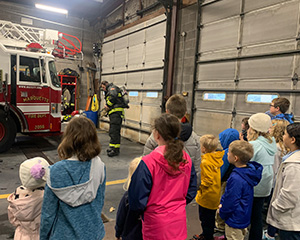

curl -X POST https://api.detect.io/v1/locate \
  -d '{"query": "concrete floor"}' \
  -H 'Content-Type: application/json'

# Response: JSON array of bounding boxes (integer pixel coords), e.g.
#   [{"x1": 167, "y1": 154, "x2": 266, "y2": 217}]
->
[{"x1": 0, "y1": 130, "x2": 214, "y2": 240}]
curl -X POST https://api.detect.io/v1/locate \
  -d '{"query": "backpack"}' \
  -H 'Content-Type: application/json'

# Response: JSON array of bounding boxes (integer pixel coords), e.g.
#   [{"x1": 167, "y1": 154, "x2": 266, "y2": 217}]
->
[{"x1": 120, "y1": 86, "x2": 129, "y2": 109}]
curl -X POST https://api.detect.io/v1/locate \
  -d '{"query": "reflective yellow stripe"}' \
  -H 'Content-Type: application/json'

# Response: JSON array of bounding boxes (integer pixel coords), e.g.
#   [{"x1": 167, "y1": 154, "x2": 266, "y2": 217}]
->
[
  {"x1": 118, "y1": 93, "x2": 122, "y2": 97},
  {"x1": 107, "y1": 99, "x2": 113, "y2": 106},
  {"x1": 108, "y1": 108, "x2": 124, "y2": 115},
  {"x1": 109, "y1": 144, "x2": 120, "y2": 148}
]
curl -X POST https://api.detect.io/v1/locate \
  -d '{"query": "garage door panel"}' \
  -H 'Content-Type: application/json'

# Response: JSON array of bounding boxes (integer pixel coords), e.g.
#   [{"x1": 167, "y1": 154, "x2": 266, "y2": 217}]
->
[
  {"x1": 114, "y1": 49, "x2": 127, "y2": 71},
  {"x1": 241, "y1": 40, "x2": 296, "y2": 56},
  {"x1": 143, "y1": 70, "x2": 163, "y2": 89},
  {"x1": 238, "y1": 79, "x2": 291, "y2": 90},
  {"x1": 102, "y1": 52, "x2": 114, "y2": 72},
  {"x1": 194, "y1": 111, "x2": 232, "y2": 137},
  {"x1": 239, "y1": 56, "x2": 294, "y2": 79},
  {"x1": 197, "y1": 62, "x2": 236, "y2": 82},
  {"x1": 128, "y1": 44, "x2": 144, "y2": 69},
  {"x1": 202, "y1": 0, "x2": 241, "y2": 24},
  {"x1": 141, "y1": 105, "x2": 161, "y2": 125},
  {"x1": 199, "y1": 49, "x2": 238, "y2": 61},
  {"x1": 146, "y1": 22, "x2": 166, "y2": 42},
  {"x1": 145, "y1": 38, "x2": 165, "y2": 67},
  {"x1": 113, "y1": 74, "x2": 126, "y2": 86},
  {"x1": 126, "y1": 72, "x2": 143, "y2": 89},
  {"x1": 243, "y1": 1, "x2": 299, "y2": 46},
  {"x1": 244, "y1": 0, "x2": 288, "y2": 13},
  {"x1": 129, "y1": 30, "x2": 145, "y2": 47},
  {"x1": 293, "y1": 94, "x2": 300, "y2": 120},
  {"x1": 200, "y1": 17, "x2": 239, "y2": 52},
  {"x1": 102, "y1": 42, "x2": 114, "y2": 53},
  {"x1": 125, "y1": 104, "x2": 141, "y2": 122},
  {"x1": 115, "y1": 37, "x2": 128, "y2": 50}
]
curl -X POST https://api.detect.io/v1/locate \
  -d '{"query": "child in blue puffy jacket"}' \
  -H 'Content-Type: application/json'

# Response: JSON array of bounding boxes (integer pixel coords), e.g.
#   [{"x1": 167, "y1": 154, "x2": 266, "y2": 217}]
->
[{"x1": 219, "y1": 140, "x2": 262, "y2": 240}]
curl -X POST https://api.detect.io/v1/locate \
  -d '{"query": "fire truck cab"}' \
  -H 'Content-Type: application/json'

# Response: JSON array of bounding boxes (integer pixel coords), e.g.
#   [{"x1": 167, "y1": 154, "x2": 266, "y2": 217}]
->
[{"x1": 0, "y1": 43, "x2": 61, "y2": 152}]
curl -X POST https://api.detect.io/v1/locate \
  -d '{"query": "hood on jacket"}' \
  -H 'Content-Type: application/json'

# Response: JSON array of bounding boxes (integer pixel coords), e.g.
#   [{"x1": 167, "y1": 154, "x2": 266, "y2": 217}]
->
[
  {"x1": 273, "y1": 113, "x2": 294, "y2": 124},
  {"x1": 250, "y1": 136, "x2": 277, "y2": 157},
  {"x1": 180, "y1": 122, "x2": 193, "y2": 142},
  {"x1": 7, "y1": 189, "x2": 44, "y2": 222},
  {"x1": 233, "y1": 161, "x2": 262, "y2": 187},
  {"x1": 47, "y1": 156, "x2": 105, "y2": 207},
  {"x1": 152, "y1": 145, "x2": 190, "y2": 176},
  {"x1": 203, "y1": 151, "x2": 224, "y2": 168},
  {"x1": 219, "y1": 128, "x2": 240, "y2": 150}
]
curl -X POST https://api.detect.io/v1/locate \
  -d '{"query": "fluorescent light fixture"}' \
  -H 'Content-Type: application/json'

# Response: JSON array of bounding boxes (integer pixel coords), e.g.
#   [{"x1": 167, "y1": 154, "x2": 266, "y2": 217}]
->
[{"x1": 35, "y1": 4, "x2": 68, "y2": 14}]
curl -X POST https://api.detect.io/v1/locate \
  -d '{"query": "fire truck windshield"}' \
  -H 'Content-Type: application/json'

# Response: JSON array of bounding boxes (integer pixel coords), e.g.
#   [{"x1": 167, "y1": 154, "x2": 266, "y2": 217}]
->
[{"x1": 49, "y1": 61, "x2": 60, "y2": 88}]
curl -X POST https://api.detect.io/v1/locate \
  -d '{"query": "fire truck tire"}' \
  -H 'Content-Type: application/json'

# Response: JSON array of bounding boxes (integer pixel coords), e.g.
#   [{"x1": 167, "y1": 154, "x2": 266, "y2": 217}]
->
[{"x1": 0, "y1": 111, "x2": 17, "y2": 153}]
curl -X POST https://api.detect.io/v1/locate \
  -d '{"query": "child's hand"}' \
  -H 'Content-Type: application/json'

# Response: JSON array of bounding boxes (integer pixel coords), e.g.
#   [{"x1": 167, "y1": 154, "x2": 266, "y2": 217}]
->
[{"x1": 217, "y1": 204, "x2": 222, "y2": 214}]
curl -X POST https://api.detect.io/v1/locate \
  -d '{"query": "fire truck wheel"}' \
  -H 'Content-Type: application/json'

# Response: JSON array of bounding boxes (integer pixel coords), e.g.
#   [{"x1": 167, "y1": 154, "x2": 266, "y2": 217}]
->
[{"x1": 0, "y1": 110, "x2": 17, "y2": 153}]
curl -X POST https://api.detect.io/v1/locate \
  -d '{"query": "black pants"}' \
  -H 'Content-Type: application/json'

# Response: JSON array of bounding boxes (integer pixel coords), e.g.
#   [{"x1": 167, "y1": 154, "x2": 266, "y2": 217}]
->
[
  {"x1": 249, "y1": 196, "x2": 266, "y2": 240},
  {"x1": 109, "y1": 111, "x2": 123, "y2": 149},
  {"x1": 199, "y1": 205, "x2": 216, "y2": 240},
  {"x1": 280, "y1": 230, "x2": 300, "y2": 240}
]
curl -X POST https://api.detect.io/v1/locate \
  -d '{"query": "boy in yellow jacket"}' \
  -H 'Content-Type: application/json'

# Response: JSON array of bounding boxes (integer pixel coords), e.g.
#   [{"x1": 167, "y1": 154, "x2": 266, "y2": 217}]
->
[{"x1": 193, "y1": 134, "x2": 224, "y2": 240}]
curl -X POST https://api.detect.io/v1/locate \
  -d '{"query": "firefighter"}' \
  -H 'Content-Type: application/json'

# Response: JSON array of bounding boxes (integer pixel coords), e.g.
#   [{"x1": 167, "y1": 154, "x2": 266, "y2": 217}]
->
[{"x1": 100, "y1": 81, "x2": 125, "y2": 157}]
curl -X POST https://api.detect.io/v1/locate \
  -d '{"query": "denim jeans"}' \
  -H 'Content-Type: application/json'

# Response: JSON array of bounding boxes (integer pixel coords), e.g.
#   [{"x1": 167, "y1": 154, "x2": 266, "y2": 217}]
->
[{"x1": 199, "y1": 205, "x2": 216, "y2": 240}]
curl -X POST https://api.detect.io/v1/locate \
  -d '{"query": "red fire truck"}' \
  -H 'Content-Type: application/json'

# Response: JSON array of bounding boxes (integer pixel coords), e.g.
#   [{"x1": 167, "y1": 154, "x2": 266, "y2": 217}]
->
[{"x1": 0, "y1": 21, "x2": 82, "y2": 152}]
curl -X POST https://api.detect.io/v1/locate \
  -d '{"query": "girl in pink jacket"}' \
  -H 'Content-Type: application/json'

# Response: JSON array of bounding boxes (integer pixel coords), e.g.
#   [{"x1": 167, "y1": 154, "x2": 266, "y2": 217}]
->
[
  {"x1": 7, "y1": 157, "x2": 49, "y2": 240},
  {"x1": 128, "y1": 113, "x2": 197, "y2": 240}
]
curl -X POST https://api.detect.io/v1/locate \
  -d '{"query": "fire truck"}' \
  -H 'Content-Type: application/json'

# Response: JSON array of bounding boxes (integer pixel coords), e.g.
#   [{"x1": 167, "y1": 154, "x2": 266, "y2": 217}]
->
[{"x1": 0, "y1": 21, "x2": 82, "y2": 152}]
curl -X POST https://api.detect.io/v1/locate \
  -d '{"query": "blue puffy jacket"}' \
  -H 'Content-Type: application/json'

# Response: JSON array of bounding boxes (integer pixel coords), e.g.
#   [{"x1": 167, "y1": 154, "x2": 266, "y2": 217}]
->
[{"x1": 219, "y1": 162, "x2": 262, "y2": 229}]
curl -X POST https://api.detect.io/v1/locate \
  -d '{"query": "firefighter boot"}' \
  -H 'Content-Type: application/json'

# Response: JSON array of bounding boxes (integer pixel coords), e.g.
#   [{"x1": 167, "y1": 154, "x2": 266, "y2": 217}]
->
[
  {"x1": 106, "y1": 147, "x2": 114, "y2": 153},
  {"x1": 107, "y1": 148, "x2": 119, "y2": 157}
]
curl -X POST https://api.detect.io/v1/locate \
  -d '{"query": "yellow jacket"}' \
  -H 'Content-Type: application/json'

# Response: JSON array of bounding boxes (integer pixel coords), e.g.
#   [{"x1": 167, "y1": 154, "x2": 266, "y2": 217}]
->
[{"x1": 195, "y1": 151, "x2": 224, "y2": 210}]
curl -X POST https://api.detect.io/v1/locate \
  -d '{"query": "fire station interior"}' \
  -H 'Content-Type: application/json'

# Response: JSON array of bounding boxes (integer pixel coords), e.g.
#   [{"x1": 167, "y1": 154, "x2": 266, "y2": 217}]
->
[{"x1": 1, "y1": 0, "x2": 300, "y2": 239}]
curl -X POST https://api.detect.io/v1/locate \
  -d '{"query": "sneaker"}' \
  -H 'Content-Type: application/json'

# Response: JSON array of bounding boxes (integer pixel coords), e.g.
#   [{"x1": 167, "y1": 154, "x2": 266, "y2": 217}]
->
[
  {"x1": 107, "y1": 148, "x2": 120, "y2": 157},
  {"x1": 262, "y1": 229, "x2": 275, "y2": 240}
]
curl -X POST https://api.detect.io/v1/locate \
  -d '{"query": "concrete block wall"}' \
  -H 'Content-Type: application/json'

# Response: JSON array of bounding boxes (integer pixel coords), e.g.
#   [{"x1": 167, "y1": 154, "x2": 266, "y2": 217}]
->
[
  {"x1": 0, "y1": 1, "x2": 99, "y2": 110},
  {"x1": 174, "y1": 4, "x2": 198, "y2": 114}
]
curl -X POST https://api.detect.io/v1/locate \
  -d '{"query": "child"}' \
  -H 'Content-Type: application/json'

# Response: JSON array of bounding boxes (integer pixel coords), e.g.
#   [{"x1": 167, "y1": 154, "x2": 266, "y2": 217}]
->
[
  {"x1": 7, "y1": 157, "x2": 49, "y2": 240},
  {"x1": 267, "y1": 97, "x2": 294, "y2": 123},
  {"x1": 247, "y1": 113, "x2": 277, "y2": 240},
  {"x1": 128, "y1": 113, "x2": 197, "y2": 240},
  {"x1": 240, "y1": 117, "x2": 249, "y2": 141},
  {"x1": 215, "y1": 128, "x2": 240, "y2": 232},
  {"x1": 143, "y1": 94, "x2": 201, "y2": 186},
  {"x1": 115, "y1": 157, "x2": 143, "y2": 240},
  {"x1": 193, "y1": 134, "x2": 224, "y2": 240},
  {"x1": 219, "y1": 140, "x2": 262, "y2": 240},
  {"x1": 40, "y1": 116, "x2": 106, "y2": 240},
  {"x1": 267, "y1": 123, "x2": 300, "y2": 240},
  {"x1": 263, "y1": 119, "x2": 289, "y2": 240}
]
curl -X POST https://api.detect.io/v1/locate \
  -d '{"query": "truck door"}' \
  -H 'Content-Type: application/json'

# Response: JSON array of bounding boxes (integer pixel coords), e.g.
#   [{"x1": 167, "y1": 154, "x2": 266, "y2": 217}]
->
[{"x1": 15, "y1": 55, "x2": 50, "y2": 131}]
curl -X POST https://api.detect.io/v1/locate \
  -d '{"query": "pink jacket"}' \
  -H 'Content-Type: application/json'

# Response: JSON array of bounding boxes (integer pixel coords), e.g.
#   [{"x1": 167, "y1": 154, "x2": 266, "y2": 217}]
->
[
  {"x1": 7, "y1": 187, "x2": 44, "y2": 240},
  {"x1": 129, "y1": 146, "x2": 197, "y2": 240}
]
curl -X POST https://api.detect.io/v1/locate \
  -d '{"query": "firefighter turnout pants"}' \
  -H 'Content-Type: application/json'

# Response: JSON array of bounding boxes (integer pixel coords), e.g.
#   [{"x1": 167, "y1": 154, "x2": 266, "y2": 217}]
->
[{"x1": 109, "y1": 111, "x2": 123, "y2": 149}]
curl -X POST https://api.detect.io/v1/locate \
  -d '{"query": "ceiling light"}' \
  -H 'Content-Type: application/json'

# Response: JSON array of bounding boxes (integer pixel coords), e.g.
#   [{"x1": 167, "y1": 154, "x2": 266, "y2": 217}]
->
[{"x1": 35, "y1": 4, "x2": 68, "y2": 14}]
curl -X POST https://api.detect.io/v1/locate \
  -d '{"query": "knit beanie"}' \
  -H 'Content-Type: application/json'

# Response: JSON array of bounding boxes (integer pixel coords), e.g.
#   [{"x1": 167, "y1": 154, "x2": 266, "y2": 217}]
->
[
  {"x1": 248, "y1": 113, "x2": 271, "y2": 133},
  {"x1": 19, "y1": 157, "x2": 49, "y2": 190}
]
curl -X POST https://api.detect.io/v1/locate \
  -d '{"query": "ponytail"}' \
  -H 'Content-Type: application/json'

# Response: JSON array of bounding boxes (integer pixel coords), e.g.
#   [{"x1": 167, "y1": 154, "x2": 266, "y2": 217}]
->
[{"x1": 154, "y1": 114, "x2": 186, "y2": 170}]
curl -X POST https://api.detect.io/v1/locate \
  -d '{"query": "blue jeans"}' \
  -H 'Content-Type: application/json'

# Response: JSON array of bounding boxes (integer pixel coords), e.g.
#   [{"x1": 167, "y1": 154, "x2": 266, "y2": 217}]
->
[{"x1": 279, "y1": 230, "x2": 300, "y2": 240}]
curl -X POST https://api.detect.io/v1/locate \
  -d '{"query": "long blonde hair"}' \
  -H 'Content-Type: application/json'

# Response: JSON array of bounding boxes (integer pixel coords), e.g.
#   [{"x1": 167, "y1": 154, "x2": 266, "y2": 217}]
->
[
  {"x1": 247, "y1": 128, "x2": 273, "y2": 143},
  {"x1": 123, "y1": 157, "x2": 142, "y2": 191},
  {"x1": 270, "y1": 119, "x2": 289, "y2": 155}
]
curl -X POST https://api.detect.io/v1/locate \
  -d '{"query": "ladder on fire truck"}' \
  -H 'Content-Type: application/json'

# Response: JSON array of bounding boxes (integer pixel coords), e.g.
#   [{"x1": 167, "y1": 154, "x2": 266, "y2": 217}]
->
[{"x1": 0, "y1": 20, "x2": 83, "y2": 60}]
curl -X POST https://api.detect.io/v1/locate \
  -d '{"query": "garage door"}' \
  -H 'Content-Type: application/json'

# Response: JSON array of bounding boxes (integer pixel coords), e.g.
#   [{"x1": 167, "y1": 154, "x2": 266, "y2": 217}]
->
[{"x1": 101, "y1": 14, "x2": 166, "y2": 142}]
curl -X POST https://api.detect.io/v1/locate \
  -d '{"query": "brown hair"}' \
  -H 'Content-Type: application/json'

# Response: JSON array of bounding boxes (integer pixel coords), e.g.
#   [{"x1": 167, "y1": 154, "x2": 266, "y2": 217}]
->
[
  {"x1": 154, "y1": 113, "x2": 185, "y2": 170},
  {"x1": 229, "y1": 140, "x2": 254, "y2": 164},
  {"x1": 272, "y1": 97, "x2": 290, "y2": 113},
  {"x1": 271, "y1": 119, "x2": 289, "y2": 155},
  {"x1": 247, "y1": 128, "x2": 273, "y2": 143},
  {"x1": 165, "y1": 94, "x2": 187, "y2": 119},
  {"x1": 200, "y1": 134, "x2": 218, "y2": 153},
  {"x1": 58, "y1": 117, "x2": 101, "y2": 161},
  {"x1": 242, "y1": 117, "x2": 249, "y2": 130}
]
